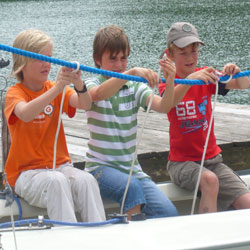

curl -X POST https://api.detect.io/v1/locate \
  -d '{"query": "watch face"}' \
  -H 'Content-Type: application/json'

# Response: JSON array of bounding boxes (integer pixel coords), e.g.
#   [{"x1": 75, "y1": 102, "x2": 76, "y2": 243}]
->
[{"x1": 182, "y1": 24, "x2": 192, "y2": 33}]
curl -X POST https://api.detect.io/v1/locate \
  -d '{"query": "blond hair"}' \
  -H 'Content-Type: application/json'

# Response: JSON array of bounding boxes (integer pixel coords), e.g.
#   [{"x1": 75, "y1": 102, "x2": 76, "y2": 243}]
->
[
  {"x1": 168, "y1": 42, "x2": 200, "y2": 56},
  {"x1": 11, "y1": 29, "x2": 53, "y2": 82},
  {"x1": 93, "y1": 25, "x2": 130, "y2": 68}
]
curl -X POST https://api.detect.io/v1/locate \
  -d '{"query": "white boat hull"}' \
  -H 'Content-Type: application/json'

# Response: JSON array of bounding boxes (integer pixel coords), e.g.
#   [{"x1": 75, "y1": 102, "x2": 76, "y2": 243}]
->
[
  {"x1": 1, "y1": 209, "x2": 250, "y2": 250},
  {"x1": 1, "y1": 174, "x2": 250, "y2": 250}
]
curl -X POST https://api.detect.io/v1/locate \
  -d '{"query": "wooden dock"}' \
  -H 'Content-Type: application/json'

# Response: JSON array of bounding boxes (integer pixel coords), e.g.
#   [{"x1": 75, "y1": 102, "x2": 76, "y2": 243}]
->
[
  {"x1": 62, "y1": 102, "x2": 250, "y2": 163},
  {"x1": 1, "y1": 102, "x2": 250, "y2": 171},
  {"x1": 1, "y1": 101, "x2": 250, "y2": 182}
]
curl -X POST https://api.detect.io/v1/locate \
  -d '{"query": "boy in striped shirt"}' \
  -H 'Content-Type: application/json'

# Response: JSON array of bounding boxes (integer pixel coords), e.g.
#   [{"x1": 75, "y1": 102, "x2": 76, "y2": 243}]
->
[{"x1": 84, "y1": 25, "x2": 178, "y2": 219}]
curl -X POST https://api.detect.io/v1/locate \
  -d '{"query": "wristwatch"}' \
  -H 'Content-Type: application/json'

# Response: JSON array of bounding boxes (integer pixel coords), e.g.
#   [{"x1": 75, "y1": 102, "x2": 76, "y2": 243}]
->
[{"x1": 74, "y1": 83, "x2": 87, "y2": 94}]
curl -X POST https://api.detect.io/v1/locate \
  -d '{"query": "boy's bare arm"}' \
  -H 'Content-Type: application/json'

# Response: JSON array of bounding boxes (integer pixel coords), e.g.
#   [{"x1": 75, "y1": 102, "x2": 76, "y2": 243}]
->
[
  {"x1": 150, "y1": 58, "x2": 175, "y2": 113},
  {"x1": 172, "y1": 84, "x2": 191, "y2": 107},
  {"x1": 89, "y1": 68, "x2": 158, "y2": 102},
  {"x1": 14, "y1": 67, "x2": 83, "y2": 122},
  {"x1": 88, "y1": 78, "x2": 127, "y2": 102},
  {"x1": 14, "y1": 84, "x2": 64, "y2": 122}
]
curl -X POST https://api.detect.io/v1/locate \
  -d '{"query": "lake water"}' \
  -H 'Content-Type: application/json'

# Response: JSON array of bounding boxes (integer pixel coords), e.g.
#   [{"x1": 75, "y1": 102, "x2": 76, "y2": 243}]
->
[{"x1": 0, "y1": 0, "x2": 250, "y2": 104}]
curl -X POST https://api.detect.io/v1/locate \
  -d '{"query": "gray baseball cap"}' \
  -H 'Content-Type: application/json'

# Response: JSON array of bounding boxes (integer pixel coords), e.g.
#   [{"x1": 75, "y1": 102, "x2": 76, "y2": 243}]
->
[{"x1": 167, "y1": 22, "x2": 205, "y2": 48}]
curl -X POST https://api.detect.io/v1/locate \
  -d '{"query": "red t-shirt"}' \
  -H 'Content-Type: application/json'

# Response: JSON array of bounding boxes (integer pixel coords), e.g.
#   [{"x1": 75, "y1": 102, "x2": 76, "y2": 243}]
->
[{"x1": 158, "y1": 68, "x2": 221, "y2": 161}]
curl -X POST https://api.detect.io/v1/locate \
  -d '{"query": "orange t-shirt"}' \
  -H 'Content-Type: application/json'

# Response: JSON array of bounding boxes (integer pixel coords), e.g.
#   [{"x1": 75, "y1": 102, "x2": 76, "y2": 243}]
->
[{"x1": 4, "y1": 81, "x2": 76, "y2": 186}]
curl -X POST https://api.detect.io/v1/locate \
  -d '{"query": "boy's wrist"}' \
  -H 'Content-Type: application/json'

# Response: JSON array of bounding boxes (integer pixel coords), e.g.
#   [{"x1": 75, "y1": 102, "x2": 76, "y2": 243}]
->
[
  {"x1": 55, "y1": 82, "x2": 64, "y2": 93},
  {"x1": 74, "y1": 82, "x2": 87, "y2": 94},
  {"x1": 126, "y1": 68, "x2": 136, "y2": 76}
]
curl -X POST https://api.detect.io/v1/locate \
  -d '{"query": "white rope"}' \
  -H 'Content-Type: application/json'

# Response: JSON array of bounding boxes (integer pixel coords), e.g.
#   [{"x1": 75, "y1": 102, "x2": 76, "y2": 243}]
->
[
  {"x1": 52, "y1": 61, "x2": 80, "y2": 170},
  {"x1": 190, "y1": 74, "x2": 232, "y2": 215},
  {"x1": 120, "y1": 56, "x2": 165, "y2": 214},
  {"x1": 10, "y1": 205, "x2": 18, "y2": 250},
  {"x1": 190, "y1": 81, "x2": 219, "y2": 214},
  {"x1": 216, "y1": 71, "x2": 233, "y2": 83}
]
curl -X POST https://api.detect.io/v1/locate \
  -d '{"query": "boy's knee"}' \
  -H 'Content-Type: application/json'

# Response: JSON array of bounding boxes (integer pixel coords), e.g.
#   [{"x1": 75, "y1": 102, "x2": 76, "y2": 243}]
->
[
  {"x1": 122, "y1": 178, "x2": 145, "y2": 207},
  {"x1": 233, "y1": 192, "x2": 250, "y2": 209},
  {"x1": 73, "y1": 171, "x2": 99, "y2": 193},
  {"x1": 200, "y1": 171, "x2": 219, "y2": 192},
  {"x1": 47, "y1": 171, "x2": 68, "y2": 190},
  {"x1": 127, "y1": 178, "x2": 143, "y2": 194}
]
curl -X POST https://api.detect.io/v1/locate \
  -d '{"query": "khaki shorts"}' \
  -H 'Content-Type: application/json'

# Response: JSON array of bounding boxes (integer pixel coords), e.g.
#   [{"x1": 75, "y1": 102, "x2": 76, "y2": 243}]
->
[{"x1": 167, "y1": 154, "x2": 250, "y2": 210}]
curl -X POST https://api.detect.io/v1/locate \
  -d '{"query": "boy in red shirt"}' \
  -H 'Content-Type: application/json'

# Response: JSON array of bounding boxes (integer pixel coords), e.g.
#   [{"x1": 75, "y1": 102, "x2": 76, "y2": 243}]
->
[{"x1": 159, "y1": 22, "x2": 250, "y2": 213}]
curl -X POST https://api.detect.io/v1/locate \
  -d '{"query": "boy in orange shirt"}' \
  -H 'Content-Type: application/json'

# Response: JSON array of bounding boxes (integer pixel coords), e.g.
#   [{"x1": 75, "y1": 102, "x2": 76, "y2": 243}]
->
[{"x1": 4, "y1": 29, "x2": 105, "y2": 222}]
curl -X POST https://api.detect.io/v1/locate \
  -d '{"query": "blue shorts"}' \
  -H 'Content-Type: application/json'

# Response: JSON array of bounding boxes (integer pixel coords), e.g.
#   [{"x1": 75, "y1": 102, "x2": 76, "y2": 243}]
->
[{"x1": 91, "y1": 166, "x2": 178, "y2": 218}]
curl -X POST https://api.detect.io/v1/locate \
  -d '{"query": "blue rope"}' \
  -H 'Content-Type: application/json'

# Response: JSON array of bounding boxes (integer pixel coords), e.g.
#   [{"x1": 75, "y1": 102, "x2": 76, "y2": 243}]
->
[
  {"x1": 0, "y1": 217, "x2": 124, "y2": 228},
  {"x1": 1, "y1": 44, "x2": 249, "y2": 85},
  {"x1": 13, "y1": 195, "x2": 22, "y2": 221}
]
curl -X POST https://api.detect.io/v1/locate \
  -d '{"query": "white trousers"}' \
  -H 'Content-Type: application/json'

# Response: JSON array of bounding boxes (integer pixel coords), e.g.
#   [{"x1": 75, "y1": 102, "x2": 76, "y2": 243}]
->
[{"x1": 15, "y1": 163, "x2": 106, "y2": 223}]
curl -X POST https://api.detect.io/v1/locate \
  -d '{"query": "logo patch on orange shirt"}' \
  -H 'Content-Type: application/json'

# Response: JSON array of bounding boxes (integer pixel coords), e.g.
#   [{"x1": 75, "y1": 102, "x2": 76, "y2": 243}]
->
[{"x1": 44, "y1": 104, "x2": 54, "y2": 117}]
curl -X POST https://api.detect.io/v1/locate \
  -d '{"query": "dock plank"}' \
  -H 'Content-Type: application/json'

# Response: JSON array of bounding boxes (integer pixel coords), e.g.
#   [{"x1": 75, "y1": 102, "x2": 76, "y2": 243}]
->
[{"x1": 63, "y1": 102, "x2": 250, "y2": 163}]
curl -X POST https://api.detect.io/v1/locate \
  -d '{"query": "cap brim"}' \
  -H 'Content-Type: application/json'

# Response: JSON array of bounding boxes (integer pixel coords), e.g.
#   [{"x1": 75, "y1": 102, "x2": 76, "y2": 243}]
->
[{"x1": 173, "y1": 36, "x2": 205, "y2": 48}]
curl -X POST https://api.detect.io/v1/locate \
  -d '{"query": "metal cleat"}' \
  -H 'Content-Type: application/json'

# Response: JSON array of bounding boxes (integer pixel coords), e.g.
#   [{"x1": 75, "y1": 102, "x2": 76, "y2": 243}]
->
[{"x1": 0, "y1": 59, "x2": 9, "y2": 69}]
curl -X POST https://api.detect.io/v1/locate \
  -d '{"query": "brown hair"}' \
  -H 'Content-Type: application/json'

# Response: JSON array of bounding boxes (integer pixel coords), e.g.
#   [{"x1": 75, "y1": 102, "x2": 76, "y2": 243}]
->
[
  {"x1": 93, "y1": 25, "x2": 130, "y2": 68},
  {"x1": 11, "y1": 29, "x2": 53, "y2": 82}
]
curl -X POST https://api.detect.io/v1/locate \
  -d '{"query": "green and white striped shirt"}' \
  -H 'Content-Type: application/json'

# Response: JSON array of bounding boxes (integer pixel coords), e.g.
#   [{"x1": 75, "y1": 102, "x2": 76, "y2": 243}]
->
[{"x1": 85, "y1": 75, "x2": 152, "y2": 179}]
